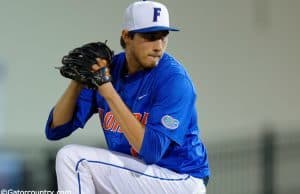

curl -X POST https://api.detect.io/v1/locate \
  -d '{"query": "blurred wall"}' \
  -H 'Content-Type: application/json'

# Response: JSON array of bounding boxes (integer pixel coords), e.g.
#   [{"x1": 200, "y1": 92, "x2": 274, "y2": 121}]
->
[
  {"x1": 0, "y1": 61, "x2": 5, "y2": 141},
  {"x1": 0, "y1": 0, "x2": 299, "y2": 149}
]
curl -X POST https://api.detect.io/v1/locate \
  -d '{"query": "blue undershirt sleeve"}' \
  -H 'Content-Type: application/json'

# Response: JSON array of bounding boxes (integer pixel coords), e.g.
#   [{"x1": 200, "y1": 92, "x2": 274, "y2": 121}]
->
[
  {"x1": 45, "y1": 108, "x2": 76, "y2": 140},
  {"x1": 45, "y1": 88, "x2": 97, "y2": 140},
  {"x1": 139, "y1": 127, "x2": 171, "y2": 164}
]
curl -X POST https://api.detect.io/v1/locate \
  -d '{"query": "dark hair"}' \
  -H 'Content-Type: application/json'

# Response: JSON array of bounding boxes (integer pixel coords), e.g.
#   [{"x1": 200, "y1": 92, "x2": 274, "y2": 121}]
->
[{"x1": 120, "y1": 31, "x2": 136, "y2": 49}]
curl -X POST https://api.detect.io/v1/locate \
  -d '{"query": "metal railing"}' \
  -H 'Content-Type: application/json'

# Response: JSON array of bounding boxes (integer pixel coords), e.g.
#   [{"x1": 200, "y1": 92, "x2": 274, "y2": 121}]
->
[{"x1": 207, "y1": 130, "x2": 300, "y2": 194}]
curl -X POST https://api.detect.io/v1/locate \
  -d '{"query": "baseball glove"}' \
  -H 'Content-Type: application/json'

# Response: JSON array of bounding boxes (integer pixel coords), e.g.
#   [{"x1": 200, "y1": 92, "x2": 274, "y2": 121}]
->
[{"x1": 57, "y1": 41, "x2": 114, "y2": 89}]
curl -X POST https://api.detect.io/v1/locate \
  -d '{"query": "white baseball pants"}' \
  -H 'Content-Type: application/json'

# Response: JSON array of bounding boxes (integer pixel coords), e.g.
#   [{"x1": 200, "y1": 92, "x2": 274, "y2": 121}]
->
[{"x1": 55, "y1": 144, "x2": 206, "y2": 194}]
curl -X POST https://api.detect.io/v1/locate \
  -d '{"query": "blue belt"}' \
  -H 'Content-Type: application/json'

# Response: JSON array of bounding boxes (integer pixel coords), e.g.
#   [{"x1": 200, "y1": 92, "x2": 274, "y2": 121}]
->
[{"x1": 203, "y1": 176, "x2": 209, "y2": 186}]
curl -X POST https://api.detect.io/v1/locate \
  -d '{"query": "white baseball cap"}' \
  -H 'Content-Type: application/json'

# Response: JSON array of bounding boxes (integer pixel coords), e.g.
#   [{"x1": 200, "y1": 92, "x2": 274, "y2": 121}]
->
[{"x1": 122, "y1": 0, "x2": 179, "y2": 33}]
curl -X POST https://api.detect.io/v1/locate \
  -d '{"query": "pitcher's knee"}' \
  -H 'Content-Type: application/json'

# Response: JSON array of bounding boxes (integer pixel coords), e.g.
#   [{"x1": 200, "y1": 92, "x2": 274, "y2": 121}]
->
[{"x1": 56, "y1": 144, "x2": 82, "y2": 168}]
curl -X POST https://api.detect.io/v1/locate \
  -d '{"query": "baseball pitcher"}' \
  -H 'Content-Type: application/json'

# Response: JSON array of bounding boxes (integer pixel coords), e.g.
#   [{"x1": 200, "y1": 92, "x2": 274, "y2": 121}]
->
[{"x1": 45, "y1": 1, "x2": 210, "y2": 193}]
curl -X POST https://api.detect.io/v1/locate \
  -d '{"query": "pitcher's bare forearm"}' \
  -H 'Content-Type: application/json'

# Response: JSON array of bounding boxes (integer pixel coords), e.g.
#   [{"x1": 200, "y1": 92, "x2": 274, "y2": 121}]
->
[
  {"x1": 98, "y1": 83, "x2": 145, "y2": 152},
  {"x1": 51, "y1": 81, "x2": 83, "y2": 128}
]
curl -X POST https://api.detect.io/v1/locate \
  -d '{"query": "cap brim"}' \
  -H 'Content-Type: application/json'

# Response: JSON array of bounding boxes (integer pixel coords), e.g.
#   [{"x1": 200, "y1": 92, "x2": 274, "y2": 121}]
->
[{"x1": 130, "y1": 26, "x2": 179, "y2": 33}]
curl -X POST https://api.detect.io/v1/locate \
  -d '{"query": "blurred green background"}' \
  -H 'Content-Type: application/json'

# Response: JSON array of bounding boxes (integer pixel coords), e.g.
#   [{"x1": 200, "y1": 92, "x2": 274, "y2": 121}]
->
[{"x1": 0, "y1": 0, "x2": 299, "y2": 193}]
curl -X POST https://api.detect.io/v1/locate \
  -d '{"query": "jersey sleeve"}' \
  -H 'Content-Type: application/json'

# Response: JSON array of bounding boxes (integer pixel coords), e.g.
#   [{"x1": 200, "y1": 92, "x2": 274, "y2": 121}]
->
[
  {"x1": 45, "y1": 88, "x2": 97, "y2": 140},
  {"x1": 146, "y1": 74, "x2": 196, "y2": 146},
  {"x1": 139, "y1": 127, "x2": 171, "y2": 164}
]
